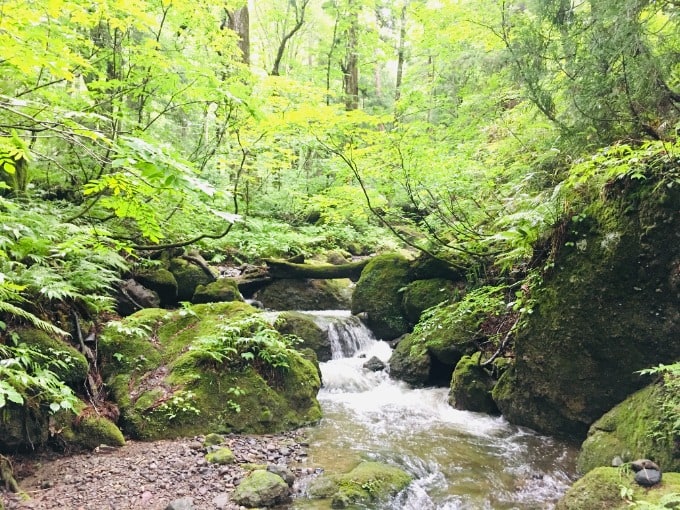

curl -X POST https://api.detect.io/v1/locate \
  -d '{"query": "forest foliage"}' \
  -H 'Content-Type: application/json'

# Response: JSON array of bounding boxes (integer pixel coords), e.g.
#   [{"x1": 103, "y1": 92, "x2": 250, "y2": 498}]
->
[{"x1": 0, "y1": 0, "x2": 679, "y2": 412}]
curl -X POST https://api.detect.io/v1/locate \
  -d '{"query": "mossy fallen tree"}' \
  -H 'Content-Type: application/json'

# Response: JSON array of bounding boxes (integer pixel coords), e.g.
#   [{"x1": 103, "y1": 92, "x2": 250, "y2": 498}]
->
[{"x1": 263, "y1": 258, "x2": 370, "y2": 281}]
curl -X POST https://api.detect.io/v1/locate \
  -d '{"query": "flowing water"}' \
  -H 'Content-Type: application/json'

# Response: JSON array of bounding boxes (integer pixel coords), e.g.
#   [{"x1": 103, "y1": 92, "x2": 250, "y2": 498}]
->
[{"x1": 291, "y1": 311, "x2": 577, "y2": 510}]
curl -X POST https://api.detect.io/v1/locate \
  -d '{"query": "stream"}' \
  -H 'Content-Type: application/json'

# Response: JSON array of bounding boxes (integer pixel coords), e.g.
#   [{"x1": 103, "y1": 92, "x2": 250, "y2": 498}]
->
[{"x1": 291, "y1": 311, "x2": 577, "y2": 509}]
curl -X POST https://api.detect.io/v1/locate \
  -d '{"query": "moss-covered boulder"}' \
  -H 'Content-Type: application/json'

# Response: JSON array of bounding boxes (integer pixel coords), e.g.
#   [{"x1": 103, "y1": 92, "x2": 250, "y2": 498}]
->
[
  {"x1": 388, "y1": 300, "x2": 480, "y2": 387},
  {"x1": 449, "y1": 353, "x2": 499, "y2": 414},
  {"x1": 206, "y1": 447, "x2": 235, "y2": 465},
  {"x1": 0, "y1": 405, "x2": 49, "y2": 452},
  {"x1": 351, "y1": 253, "x2": 411, "y2": 340},
  {"x1": 556, "y1": 467, "x2": 680, "y2": 510},
  {"x1": 274, "y1": 311, "x2": 331, "y2": 362},
  {"x1": 15, "y1": 328, "x2": 89, "y2": 387},
  {"x1": 168, "y1": 257, "x2": 214, "y2": 302},
  {"x1": 192, "y1": 278, "x2": 243, "y2": 304},
  {"x1": 255, "y1": 278, "x2": 352, "y2": 311},
  {"x1": 136, "y1": 268, "x2": 178, "y2": 306},
  {"x1": 232, "y1": 469, "x2": 290, "y2": 507},
  {"x1": 99, "y1": 302, "x2": 322, "y2": 440},
  {"x1": 577, "y1": 383, "x2": 680, "y2": 474},
  {"x1": 494, "y1": 182, "x2": 680, "y2": 439},
  {"x1": 54, "y1": 407, "x2": 126, "y2": 450},
  {"x1": 401, "y1": 278, "x2": 463, "y2": 325},
  {"x1": 307, "y1": 461, "x2": 412, "y2": 508}
]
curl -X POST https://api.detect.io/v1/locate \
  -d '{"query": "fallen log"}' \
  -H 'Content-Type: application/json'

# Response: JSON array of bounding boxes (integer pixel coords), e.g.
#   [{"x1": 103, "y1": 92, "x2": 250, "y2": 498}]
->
[{"x1": 263, "y1": 258, "x2": 370, "y2": 281}]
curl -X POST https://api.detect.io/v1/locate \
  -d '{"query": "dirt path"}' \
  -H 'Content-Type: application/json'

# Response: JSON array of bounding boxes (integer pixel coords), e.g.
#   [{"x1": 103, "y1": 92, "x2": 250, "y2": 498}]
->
[{"x1": 1, "y1": 431, "x2": 313, "y2": 510}]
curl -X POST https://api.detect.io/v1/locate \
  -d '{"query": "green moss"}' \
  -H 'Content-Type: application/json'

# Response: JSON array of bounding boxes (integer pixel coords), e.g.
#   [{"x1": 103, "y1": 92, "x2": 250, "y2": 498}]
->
[
  {"x1": 62, "y1": 414, "x2": 125, "y2": 450},
  {"x1": 275, "y1": 311, "x2": 331, "y2": 362},
  {"x1": 308, "y1": 461, "x2": 412, "y2": 509},
  {"x1": 16, "y1": 328, "x2": 89, "y2": 386},
  {"x1": 557, "y1": 467, "x2": 680, "y2": 510},
  {"x1": 192, "y1": 278, "x2": 243, "y2": 304},
  {"x1": 136, "y1": 268, "x2": 178, "y2": 306},
  {"x1": 388, "y1": 334, "x2": 431, "y2": 386},
  {"x1": 206, "y1": 447, "x2": 235, "y2": 464},
  {"x1": 168, "y1": 257, "x2": 213, "y2": 301},
  {"x1": 449, "y1": 353, "x2": 499, "y2": 414},
  {"x1": 101, "y1": 303, "x2": 321, "y2": 440},
  {"x1": 389, "y1": 299, "x2": 480, "y2": 387},
  {"x1": 351, "y1": 253, "x2": 412, "y2": 340},
  {"x1": 256, "y1": 278, "x2": 352, "y2": 311},
  {"x1": 578, "y1": 383, "x2": 680, "y2": 474},
  {"x1": 204, "y1": 433, "x2": 224, "y2": 447},
  {"x1": 232, "y1": 469, "x2": 290, "y2": 507},
  {"x1": 401, "y1": 278, "x2": 463, "y2": 325},
  {"x1": 495, "y1": 183, "x2": 680, "y2": 439}
]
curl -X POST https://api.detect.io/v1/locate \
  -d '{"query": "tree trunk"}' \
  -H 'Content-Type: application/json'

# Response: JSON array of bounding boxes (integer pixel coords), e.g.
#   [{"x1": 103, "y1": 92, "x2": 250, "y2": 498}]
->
[
  {"x1": 270, "y1": 0, "x2": 310, "y2": 76},
  {"x1": 394, "y1": 4, "x2": 407, "y2": 103},
  {"x1": 342, "y1": 5, "x2": 359, "y2": 110},
  {"x1": 227, "y1": 6, "x2": 250, "y2": 64}
]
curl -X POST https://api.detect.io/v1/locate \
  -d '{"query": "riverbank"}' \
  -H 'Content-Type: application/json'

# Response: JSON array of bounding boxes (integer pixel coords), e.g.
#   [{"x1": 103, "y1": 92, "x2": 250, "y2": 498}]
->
[{"x1": 1, "y1": 431, "x2": 311, "y2": 510}]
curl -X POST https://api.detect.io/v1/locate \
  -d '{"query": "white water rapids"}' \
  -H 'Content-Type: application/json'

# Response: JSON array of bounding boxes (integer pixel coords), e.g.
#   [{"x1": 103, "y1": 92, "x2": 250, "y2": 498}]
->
[{"x1": 291, "y1": 311, "x2": 576, "y2": 509}]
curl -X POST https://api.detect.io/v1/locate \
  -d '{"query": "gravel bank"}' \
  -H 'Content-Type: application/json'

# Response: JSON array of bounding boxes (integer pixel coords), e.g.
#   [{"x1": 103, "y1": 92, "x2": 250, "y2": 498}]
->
[{"x1": 1, "y1": 431, "x2": 314, "y2": 510}]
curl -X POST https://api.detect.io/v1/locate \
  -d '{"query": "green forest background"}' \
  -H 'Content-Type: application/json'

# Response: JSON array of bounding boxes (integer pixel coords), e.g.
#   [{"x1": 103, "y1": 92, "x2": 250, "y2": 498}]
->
[{"x1": 0, "y1": 0, "x2": 679, "y2": 418}]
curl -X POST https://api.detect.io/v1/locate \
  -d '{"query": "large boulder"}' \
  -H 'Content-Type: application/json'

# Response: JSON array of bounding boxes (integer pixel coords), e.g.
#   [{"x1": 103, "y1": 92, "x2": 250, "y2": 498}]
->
[
  {"x1": 192, "y1": 278, "x2": 243, "y2": 304},
  {"x1": 274, "y1": 311, "x2": 331, "y2": 362},
  {"x1": 401, "y1": 278, "x2": 463, "y2": 326},
  {"x1": 99, "y1": 302, "x2": 322, "y2": 440},
  {"x1": 494, "y1": 182, "x2": 680, "y2": 439},
  {"x1": 135, "y1": 268, "x2": 178, "y2": 306},
  {"x1": 351, "y1": 253, "x2": 411, "y2": 340},
  {"x1": 577, "y1": 382, "x2": 680, "y2": 474},
  {"x1": 556, "y1": 467, "x2": 680, "y2": 510},
  {"x1": 168, "y1": 257, "x2": 214, "y2": 302},
  {"x1": 254, "y1": 278, "x2": 352, "y2": 311},
  {"x1": 307, "y1": 461, "x2": 412, "y2": 509},
  {"x1": 388, "y1": 299, "x2": 481, "y2": 387},
  {"x1": 449, "y1": 353, "x2": 499, "y2": 415}
]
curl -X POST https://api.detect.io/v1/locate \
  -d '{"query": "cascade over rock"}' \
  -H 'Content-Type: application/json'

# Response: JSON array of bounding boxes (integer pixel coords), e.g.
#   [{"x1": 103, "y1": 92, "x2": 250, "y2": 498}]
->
[{"x1": 493, "y1": 181, "x2": 680, "y2": 439}]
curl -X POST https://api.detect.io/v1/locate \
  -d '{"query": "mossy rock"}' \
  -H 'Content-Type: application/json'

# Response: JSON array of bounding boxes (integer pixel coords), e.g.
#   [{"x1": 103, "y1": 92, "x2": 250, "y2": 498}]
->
[
  {"x1": 275, "y1": 311, "x2": 331, "y2": 362},
  {"x1": 449, "y1": 353, "x2": 499, "y2": 415},
  {"x1": 99, "y1": 302, "x2": 321, "y2": 440},
  {"x1": 15, "y1": 328, "x2": 89, "y2": 387},
  {"x1": 401, "y1": 278, "x2": 463, "y2": 325},
  {"x1": 389, "y1": 300, "x2": 480, "y2": 387},
  {"x1": 556, "y1": 467, "x2": 680, "y2": 510},
  {"x1": 206, "y1": 447, "x2": 235, "y2": 465},
  {"x1": 388, "y1": 334, "x2": 431, "y2": 386},
  {"x1": 0, "y1": 404, "x2": 49, "y2": 452},
  {"x1": 494, "y1": 182, "x2": 680, "y2": 440},
  {"x1": 232, "y1": 469, "x2": 290, "y2": 507},
  {"x1": 54, "y1": 407, "x2": 125, "y2": 450},
  {"x1": 168, "y1": 257, "x2": 214, "y2": 302},
  {"x1": 307, "y1": 461, "x2": 412, "y2": 509},
  {"x1": 136, "y1": 268, "x2": 178, "y2": 306},
  {"x1": 577, "y1": 383, "x2": 680, "y2": 474},
  {"x1": 351, "y1": 253, "x2": 411, "y2": 340},
  {"x1": 255, "y1": 278, "x2": 352, "y2": 311},
  {"x1": 192, "y1": 278, "x2": 243, "y2": 304}
]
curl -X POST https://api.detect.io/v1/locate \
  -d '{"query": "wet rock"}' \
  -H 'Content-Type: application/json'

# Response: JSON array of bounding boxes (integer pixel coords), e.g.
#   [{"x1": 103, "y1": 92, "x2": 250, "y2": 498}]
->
[
  {"x1": 117, "y1": 278, "x2": 160, "y2": 315},
  {"x1": 631, "y1": 459, "x2": 660, "y2": 472},
  {"x1": 363, "y1": 356, "x2": 386, "y2": 372},
  {"x1": 267, "y1": 464, "x2": 295, "y2": 486},
  {"x1": 232, "y1": 469, "x2": 290, "y2": 507},
  {"x1": 634, "y1": 468, "x2": 662, "y2": 487},
  {"x1": 136, "y1": 268, "x2": 178, "y2": 306},
  {"x1": 192, "y1": 278, "x2": 243, "y2": 304},
  {"x1": 449, "y1": 353, "x2": 499, "y2": 415}
]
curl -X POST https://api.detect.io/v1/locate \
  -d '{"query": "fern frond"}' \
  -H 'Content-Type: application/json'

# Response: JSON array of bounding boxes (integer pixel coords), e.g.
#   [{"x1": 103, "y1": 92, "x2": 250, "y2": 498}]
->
[{"x1": 0, "y1": 301, "x2": 69, "y2": 336}]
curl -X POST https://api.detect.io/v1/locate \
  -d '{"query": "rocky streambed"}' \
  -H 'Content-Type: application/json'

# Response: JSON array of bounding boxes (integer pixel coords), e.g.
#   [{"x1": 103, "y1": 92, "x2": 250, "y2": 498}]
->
[{"x1": 1, "y1": 431, "x2": 312, "y2": 510}]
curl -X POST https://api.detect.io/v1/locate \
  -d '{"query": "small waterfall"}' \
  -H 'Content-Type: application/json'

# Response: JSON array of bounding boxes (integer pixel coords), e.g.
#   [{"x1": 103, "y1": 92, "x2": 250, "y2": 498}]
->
[
  {"x1": 303, "y1": 310, "x2": 376, "y2": 358},
  {"x1": 291, "y1": 310, "x2": 577, "y2": 510}
]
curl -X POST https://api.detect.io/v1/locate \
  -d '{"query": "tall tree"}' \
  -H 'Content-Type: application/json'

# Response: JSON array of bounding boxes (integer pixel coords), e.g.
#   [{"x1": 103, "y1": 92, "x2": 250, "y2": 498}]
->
[
  {"x1": 341, "y1": 1, "x2": 360, "y2": 110},
  {"x1": 270, "y1": 0, "x2": 311, "y2": 76},
  {"x1": 226, "y1": 5, "x2": 250, "y2": 64}
]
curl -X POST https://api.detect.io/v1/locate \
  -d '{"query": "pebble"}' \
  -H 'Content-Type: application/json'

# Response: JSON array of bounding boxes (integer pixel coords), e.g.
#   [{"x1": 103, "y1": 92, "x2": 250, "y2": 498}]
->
[{"x1": 0, "y1": 431, "x2": 312, "y2": 510}]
